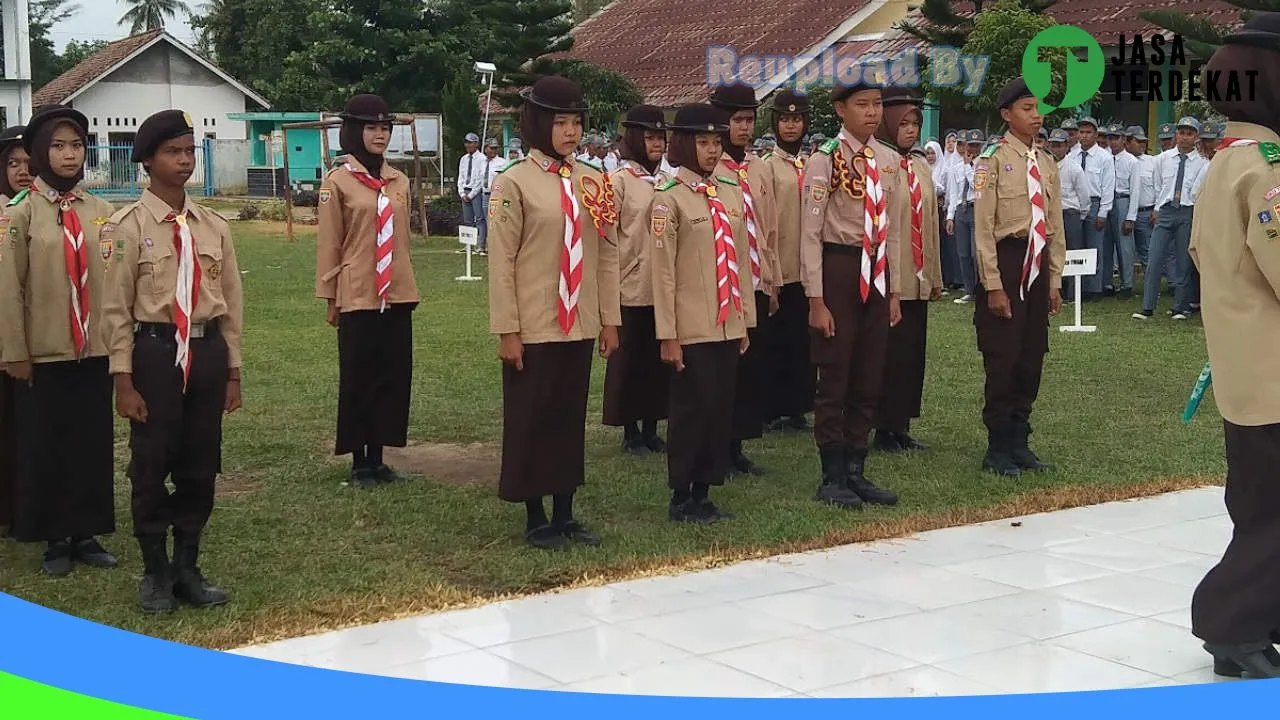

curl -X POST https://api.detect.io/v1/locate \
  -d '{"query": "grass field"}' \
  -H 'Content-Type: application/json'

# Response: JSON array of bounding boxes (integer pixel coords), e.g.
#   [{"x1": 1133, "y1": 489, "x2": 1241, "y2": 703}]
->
[{"x1": 0, "y1": 222, "x2": 1225, "y2": 650}]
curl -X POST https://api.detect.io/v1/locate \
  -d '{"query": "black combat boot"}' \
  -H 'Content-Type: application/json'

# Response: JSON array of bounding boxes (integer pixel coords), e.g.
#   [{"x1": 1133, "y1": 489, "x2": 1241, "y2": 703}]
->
[
  {"x1": 846, "y1": 448, "x2": 899, "y2": 506},
  {"x1": 815, "y1": 447, "x2": 862, "y2": 509},
  {"x1": 982, "y1": 425, "x2": 1022, "y2": 477},
  {"x1": 137, "y1": 535, "x2": 177, "y2": 615},
  {"x1": 171, "y1": 530, "x2": 228, "y2": 608},
  {"x1": 641, "y1": 419, "x2": 667, "y2": 453},
  {"x1": 1009, "y1": 421, "x2": 1052, "y2": 471}
]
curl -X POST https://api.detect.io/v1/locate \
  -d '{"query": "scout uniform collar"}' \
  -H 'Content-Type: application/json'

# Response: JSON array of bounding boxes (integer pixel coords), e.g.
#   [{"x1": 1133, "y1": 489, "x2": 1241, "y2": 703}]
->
[
  {"x1": 836, "y1": 128, "x2": 873, "y2": 153},
  {"x1": 529, "y1": 148, "x2": 576, "y2": 176},
  {"x1": 674, "y1": 165, "x2": 711, "y2": 189},
  {"x1": 140, "y1": 188, "x2": 196, "y2": 224},
  {"x1": 342, "y1": 155, "x2": 399, "y2": 181},
  {"x1": 999, "y1": 132, "x2": 1031, "y2": 156},
  {"x1": 1217, "y1": 121, "x2": 1280, "y2": 161},
  {"x1": 32, "y1": 176, "x2": 83, "y2": 204}
]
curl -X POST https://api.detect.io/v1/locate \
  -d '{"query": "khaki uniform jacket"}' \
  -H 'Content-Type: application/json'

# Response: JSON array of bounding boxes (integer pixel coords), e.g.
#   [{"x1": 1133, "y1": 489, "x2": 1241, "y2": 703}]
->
[
  {"x1": 316, "y1": 158, "x2": 420, "y2": 312},
  {"x1": 1189, "y1": 121, "x2": 1280, "y2": 426},
  {"x1": 973, "y1": 134, "x2": 1065, "y2": 291},
  {"x1": 0, "y1": 178, "x2": 115, "y2": 363},
  {"x1": 649, "y1": 166, "x2": 757, "y2": 345},
  {"x1": 488, "y1": 149, "x2": 622, "y2": 343},
  {"x1": 611, "y1": 161, "x2": 659, "y2": 307},
  {"x1": 716, "y1": 153, "x2": 781, "y2": 297},
  {"x1": 895, "y1": 154, "x2": 943, "y2": 300},
  {"x1": 763, "y1": 147, "x2": 806, "y2": 286},
  {"x1": 800, "y1": 131, "x2": 906, "y2": 298},
  {"x1": 100, "y1": 190, "x2": 245, "y2": 375}
]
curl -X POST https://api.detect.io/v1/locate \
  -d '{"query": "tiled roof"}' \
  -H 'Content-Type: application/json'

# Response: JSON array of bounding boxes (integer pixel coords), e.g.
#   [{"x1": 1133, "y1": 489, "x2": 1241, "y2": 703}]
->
[
  {"x1": 561, "y1": 0, "x2": 875, "y2": 107},
  {"x1": 34, "y1": 30, "x2": 163, "y2": 106}
]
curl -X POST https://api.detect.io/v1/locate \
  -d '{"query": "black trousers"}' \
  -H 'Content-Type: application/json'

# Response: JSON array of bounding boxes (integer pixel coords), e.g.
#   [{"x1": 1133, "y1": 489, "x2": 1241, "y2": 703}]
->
[
  {"x1": 336, "y1": 304, "x2": 414, "y2": 455},
  {"x1": 128, "y1": 325, "x2": 229, "y2": 537},
  {"x1": 767, "y1": 282, "x2": 814, "y2": 419},
  {"x1": 1192, "y1": 421, "x2": 1280, "y2": 644},
  {"x1": 973, "y1": 237, "x2": 1048, "y2": 430},
  {"x1": 0, "y1": 375, "x2": 14, "y2": 533},
  {"x1": 876, "y1": 299, "x2": 928, "y2": 432},
  {"x1": 667, "y1": 340, "x2": 739, "y2": 492},
  {"x1": 732, "y1": 291, "x2": 770, "y2": 442}
]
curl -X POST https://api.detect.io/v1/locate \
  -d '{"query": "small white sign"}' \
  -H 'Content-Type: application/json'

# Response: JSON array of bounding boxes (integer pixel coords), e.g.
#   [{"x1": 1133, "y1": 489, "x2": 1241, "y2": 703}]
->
[
  {"x1": 1062, "y1": 248, "x2": 1097, "y2": 277},
  {"x1": 458, "y1": 225, "x2": 478, "y2": 247}
]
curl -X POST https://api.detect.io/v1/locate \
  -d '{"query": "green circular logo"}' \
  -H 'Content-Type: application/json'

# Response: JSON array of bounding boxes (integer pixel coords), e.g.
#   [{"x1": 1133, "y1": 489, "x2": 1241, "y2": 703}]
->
[{"x1": 1022, "y1": 25, "x2": 1105, "y2": 113}]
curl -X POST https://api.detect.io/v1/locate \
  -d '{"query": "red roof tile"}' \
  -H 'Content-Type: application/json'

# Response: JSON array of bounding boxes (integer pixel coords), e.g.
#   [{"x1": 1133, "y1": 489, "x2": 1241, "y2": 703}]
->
[
  {"x1": 34, "y1": 29, "x2": 163, "y2": 106},
  {"x1": 562, "y1": 0, "x2": 874, "y2": 107}
]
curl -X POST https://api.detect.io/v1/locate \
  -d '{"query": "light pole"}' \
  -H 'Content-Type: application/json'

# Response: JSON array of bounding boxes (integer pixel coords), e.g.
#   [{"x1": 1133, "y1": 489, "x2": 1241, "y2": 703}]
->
[{"x1": 475, "y1": 61, "x2": 496, "y2": 147}]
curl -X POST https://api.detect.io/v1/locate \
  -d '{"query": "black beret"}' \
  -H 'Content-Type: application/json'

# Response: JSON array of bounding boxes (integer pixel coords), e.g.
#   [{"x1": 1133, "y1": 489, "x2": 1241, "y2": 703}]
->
[
  {"x1": 23, "y1": 105, "x2": 87, "y2": 154},
  {"x1": 771, "y1": 89, "x2": 810, "y2": 115},
  {"x1": 708, "y1": 83, "x2": 759, "y2": 110},
  {"x1": 339, "y1": 94, "x2": 394, "y2": 123},
  {"x1": 521, "y1": 76, "x2": 589, "y2": 113},
  {"x1": 1223, "y1": 12, "x2": 1280, "y2": 50},
  {"x1": 996, "y1": 77, "x2": 1036, "y2": 110},
  {"x1": 668, "y1": 103, "x2": 728, "y2": 133},
  {"x1": 621, "y1": 104, "x2": 666, "y2": 130},
  {"x1": 131, "y1": 110, "x2": 195, "y2": 163}
]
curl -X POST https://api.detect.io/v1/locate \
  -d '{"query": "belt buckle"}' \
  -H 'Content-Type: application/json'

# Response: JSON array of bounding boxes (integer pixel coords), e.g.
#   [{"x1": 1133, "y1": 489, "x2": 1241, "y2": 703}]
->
[{"x1": 190, "y1": 323, "x2": 205, "y2": 339}]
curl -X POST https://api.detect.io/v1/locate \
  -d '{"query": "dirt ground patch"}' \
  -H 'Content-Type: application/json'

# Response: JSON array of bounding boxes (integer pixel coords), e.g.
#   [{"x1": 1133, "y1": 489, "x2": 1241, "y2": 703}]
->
[
  {"x1": 216, "y1": 472, "x2": 265, "y2": 499},
  {"x1": 383, "y1": 442, "x2": 501, "y2": 487}
]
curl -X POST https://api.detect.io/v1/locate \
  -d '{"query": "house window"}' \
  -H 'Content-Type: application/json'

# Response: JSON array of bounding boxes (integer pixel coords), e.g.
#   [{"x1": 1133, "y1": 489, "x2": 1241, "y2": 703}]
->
[
  {"x1": 211, "y1": 118, "x2": 216, "y2": 127},
  {"x1": 92, "y1": 118, "x2": 98, "y2": 127}
]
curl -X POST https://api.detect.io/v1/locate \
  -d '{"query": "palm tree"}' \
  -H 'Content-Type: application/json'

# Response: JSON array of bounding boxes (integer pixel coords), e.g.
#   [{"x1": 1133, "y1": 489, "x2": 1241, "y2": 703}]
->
[{"x1": 118, "y1": 0, "x2": 191, "y2": 34}]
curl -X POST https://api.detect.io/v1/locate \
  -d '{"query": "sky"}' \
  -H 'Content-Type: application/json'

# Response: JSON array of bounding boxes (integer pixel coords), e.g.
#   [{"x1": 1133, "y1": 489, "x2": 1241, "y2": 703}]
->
[{"x1": 47, "y1": 1, "x2": 197, "y2": 51}]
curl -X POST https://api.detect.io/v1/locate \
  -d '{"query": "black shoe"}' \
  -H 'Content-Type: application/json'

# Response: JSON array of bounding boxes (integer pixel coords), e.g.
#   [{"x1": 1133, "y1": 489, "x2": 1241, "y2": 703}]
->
[
  {"x1": 1205, "y1": 641, "x2": 1280, "y2": 679},
  {"x1": 895, "y1": 432, "x2": 928, "y2": 451},
  {"x1": 786, "y1": 415, "x2": 811, "y2": 431},
  {"x1": 372, "y1": 464, "x2": 406, "y2": 484},
  {"x1": 642, "y1": 432, "x2": 667, "y2": 453},
  {"x1": 1009, "y1": 422, "x2": 1052, "y2": 471},
  {"x1": 873, "y1": 429, "x2": 904, "y2": 453},
  {"x1": 1117, "y1": 288, "x2": 1134, "y2": 299},
  {"x1": 525, "y1": 523, "x2": 568, "y2": 550},
  {"x1": 350, "y1": 466, "x2": 380, "y2": 488},
  {"x1": 815, "y1": 447, "x2": 862, "y2": 509},
  {"x1": 623, "y1": 434, "x2": 651, "y2": 455},
  {"x1": 137, "y1": 535, "x2": 177, "y2": 614},
  {"x1": 846, "y1": 448, "x2": 899, "y2": 506},
  {"x1": 730, "y1": 451, "x2": 765, "y2": 476},
  {"x1": 71, "y1": 537, "x2": 118, "y2": 568},
  {"x1": 983, "y1": 425, "x2": 1022, "y2": 478},
  {"x1": 557, "y1": 520, "x2": 601, "y2": 546},
  {"x1": 668, "y1": 498, "x2": 707, "y2": 523},
  {"x1": 42, "y1": 541, "x2": 73, "y2": 577},
  {"x1": 696, "y1": 499, "x2": 732, "y2": 522},
  {"x1": 171, "y1": 532, "x2": 228, "y2": 608}
]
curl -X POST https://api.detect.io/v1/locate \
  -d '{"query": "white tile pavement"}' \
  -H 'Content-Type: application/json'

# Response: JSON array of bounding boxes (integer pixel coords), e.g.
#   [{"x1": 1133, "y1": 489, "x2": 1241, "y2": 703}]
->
[{"x1": 230, "y1": 487, "x2": 1241, "y2": 697}]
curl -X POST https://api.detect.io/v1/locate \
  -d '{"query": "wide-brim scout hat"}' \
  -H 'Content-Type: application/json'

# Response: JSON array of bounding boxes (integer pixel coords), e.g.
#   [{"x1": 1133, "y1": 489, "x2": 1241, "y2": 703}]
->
[
  {"x1": 771, "y1": 89, "x2": 810, "y2": 115},
  {"x1": 621, "y1": 104, "x2": 666, "y2": 130},
  {"x1": 0, "y1": 125, "x2": 25, "y2": 153},
  {"x1": 23, "y1": 105, "x2": 88, "y2": 154},
  {"x1": 520, "y1": 76, "x2": 589, "y2": 114},
  {"x1": 339, "y1": 94, "x2": 395, "y2": 123},
  {"x1": 1223, "y1": 12, "x2": 1280, "y2": 50},
  {"x1": 1157, "y1": 123, "x2": 1175, "y2": 139},
  {"x1": 131, "y1": 109, "x2": 196, "y2": 163},
  {"x1": 708, "y1": 82, "x2": 759, "y2": 110},
  {"x1": 668, "y1": 104, "x2": 728, "y2": 133},
  {"x1": 996, "y1": 77, "x2": 1034, "y2": 109}
]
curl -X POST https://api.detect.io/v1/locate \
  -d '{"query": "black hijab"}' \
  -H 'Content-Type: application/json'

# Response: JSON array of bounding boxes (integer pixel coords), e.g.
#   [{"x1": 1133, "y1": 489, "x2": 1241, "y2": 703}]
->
[{"x1": 30, "y1": 118, "x2": 86, "y2": 194}]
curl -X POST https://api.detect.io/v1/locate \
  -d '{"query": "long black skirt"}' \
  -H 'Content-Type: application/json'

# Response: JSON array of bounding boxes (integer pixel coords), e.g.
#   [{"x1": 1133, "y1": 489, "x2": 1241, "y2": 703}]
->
[
  {"x1": 602, "y1": 305, "x2": 670, "y2": 426},
  {"x1": 767, "y1": 282, "x2": 815, "y2": 419},
  {"x1": 668, "y1": 340, "x2": 739, "y2": 491},
  {"x1": 875, "y1": 299, "x2": 929, "y2": 431},
  {"x1": 500, "y1": 340, "x2": 595, "y2": 502},
  {"x1": 0, "y1": 374, "x2": 14, "y2": 534},
  {"x1": 10, "y1": 357, "x2": 115, "y2": 543},
  {"x1": 732, "y1": 291, "x2": 769, "y2": 442},
  {"x1": 336, "y1": 304, "x2": 415, "y2": 455}
]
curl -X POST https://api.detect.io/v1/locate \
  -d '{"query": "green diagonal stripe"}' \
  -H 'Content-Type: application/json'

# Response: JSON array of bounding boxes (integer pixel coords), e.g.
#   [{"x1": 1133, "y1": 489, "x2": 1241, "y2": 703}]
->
[{"x1": 0, "y1": 671, "x2": 191, "y2": 719}]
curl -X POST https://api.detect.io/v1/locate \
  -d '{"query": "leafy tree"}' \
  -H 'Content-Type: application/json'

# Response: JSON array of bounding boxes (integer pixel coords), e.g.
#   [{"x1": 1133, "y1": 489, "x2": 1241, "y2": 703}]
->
[
  {"x1": 1140, "y1": 0, "x2": 1266, "y2": 59},
  {"x1": 15, "y1": 0, "x2": 80, "y2": 90},
  {"x1": 188, "y1": 0, "x2": 314, "y2": 98},
  {"x1": 548, "y1": 59, "x2": 642, "y2": 132},
  {"x1": 57, "y1": 39, "x2": 109, "y2": 75},
  {"x1": 896, "y1": 0, "x2": 1057, "y2": 49},
  {"x1": 441, "y1": 73, "x2": 482, "y2": 159},
  {"x1": 119, "y1": 0, "x2": 191, "y2": 33},
  {"x1": 475, "y1": 0, "x2": 575, "y2": 106}
]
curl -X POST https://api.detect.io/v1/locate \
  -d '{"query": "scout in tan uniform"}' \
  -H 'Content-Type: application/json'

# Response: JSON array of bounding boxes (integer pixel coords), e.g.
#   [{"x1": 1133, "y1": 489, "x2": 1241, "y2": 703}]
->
[
  {"x1": 873, "y1": 89, "x2": 941, "y2": 452},
  {"x1": 488, "y1": 76, "x2": 621, "y2": 550},
  {"x1": 762, "y1": 89, "x2": 815, "y2": 432},
  {"x1": 650, "y1": 104, "x2": 754, "y2": 522},
  {"x1": 601, "y1": 104, "x2": 669, "y2": 455},
  {"x1": 0, "y1": 123, "x2": 28, "y2": 538},
  {"x1": 316, "y1": 94, "x2": 420, "y2": 489},
  {"x1": 0, "y1": 105, "x2": 117, "y2": 576},
  {"x1": 971, "y1": 78, "x2": 1064, "y2": 477},
  {"x1": 801, "y1": 75, "x2": 903, "y2": 510},
  {"x1": 102, "y1": 110, "x2": 243, "y2": 614},
  {"x1": 710, "y1": 83, "x2": 780, "y2": 477},
  {"x1": 1189, "y1": 16, "x2": 1280, "y2": 679}
]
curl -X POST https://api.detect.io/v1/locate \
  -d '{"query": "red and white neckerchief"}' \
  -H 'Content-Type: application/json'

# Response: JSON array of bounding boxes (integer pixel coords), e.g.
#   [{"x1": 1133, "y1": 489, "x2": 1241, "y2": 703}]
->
[
  {"x1": 840, "y1": 132, "x2": 888, "y2": 301},
  {"x1": 57, "y1": 193, "x2": 90, "y2": 356},
  {"x1": 901, "y1": 155, "x2": 925, "y2": 281},
  {"x1": 721, "y1": 157, "x2": 761, "y2": 291},
  {"x1": 344, "y1": 163, "x2": 394, "y2": 312},
  {"x1": 788, "y1": 152, "x2": 805, "y2": 204},
  {"x1": 546, "y1": 159, "x2": 583, "y2": 335},
  {"x1": 165, "y1": 210, "x2": 201, "y2": 392},
  {"x1": 695, "y1": 180, "x2": 742, "y2": 324},
  {"x1": 1216, "y1": 137, "x2": 1257, "y2": 150},
  {"x1": 1021, "y1": 146, "x2": 1049, "y2": 300}
]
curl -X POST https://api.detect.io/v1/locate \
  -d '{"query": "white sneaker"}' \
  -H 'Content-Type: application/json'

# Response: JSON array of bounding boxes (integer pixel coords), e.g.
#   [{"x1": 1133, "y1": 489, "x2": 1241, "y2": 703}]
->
[
  {"x1": 954, "y1": 294, "x2": 973, "y2": 304},
  {"x1": 1172, "y1": 313, "x2": 1188, "y2": 320},
  {"x1": 1131, "y1": 312, "x2": 1149, "y2": 320}
]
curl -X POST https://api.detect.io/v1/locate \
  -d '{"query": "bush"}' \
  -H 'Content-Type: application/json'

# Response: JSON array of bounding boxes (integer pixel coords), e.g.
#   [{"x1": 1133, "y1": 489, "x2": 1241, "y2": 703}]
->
[
  {"x1": 293, "y1": 189, "x2": 319, "y2": 208},
  {"x1": 428, "y1": 194, "x2": 464, "y2": 237},
  {"x1": 237, "y1": 205, "x2": 260, "y2": 221},
  {"x1": 238, "y1": 201, "x2": 288, "y2": 222}
]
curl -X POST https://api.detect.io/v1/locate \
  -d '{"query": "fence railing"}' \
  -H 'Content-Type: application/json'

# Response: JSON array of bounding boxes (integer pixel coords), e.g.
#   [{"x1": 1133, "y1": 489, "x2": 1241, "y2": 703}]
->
[{"x1": 82, "y1": 140, "x2": 215, "y2": 199}]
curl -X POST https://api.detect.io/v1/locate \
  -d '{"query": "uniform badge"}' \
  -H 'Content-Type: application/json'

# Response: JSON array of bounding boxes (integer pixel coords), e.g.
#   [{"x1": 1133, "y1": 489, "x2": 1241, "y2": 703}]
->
[
  {"x1": 1260, "y1": 210, "x2": 1273, "y2": 224},
  {"x1": 318, "y1": 189, "x2": 331, "y2": 204},
  {"x1": 810, "y1": 185, "x2": 828, "y2": 203},
  {"x1": 651, "y1": 214, "x2": 666, "y2": 235},
  {"x1": 729, "y1": 208, "x2": 742, "y2": 218},
  {"x1": 492, "y1": 181, "x2": 502, "y2": 194},
  {"x1": 654, "y1": 203, "x2": 669, "y2": 213},
  {"x1": 102, "y1": 223, "x2": 116, "y2": 235},
  {"x1": 1272, "y1": 202, "x2": 1280, "y2": 221},
  {"x1": 209, "y1": 261, "x2": 222, "y2": 280},
  {"x1": 1003, "y1": 164, "x2": 1013, "y2": 172},
  {"x1": 972, "y1": 168, "x2": 989, "y2": 191},
  {"x1": 1268, "y1": 186, "x2": 1280, "y2": 201},
  {"x1": 395, "y1": 192, "x2": 407, "y2": 205},
  {"x1": 144, "y1": 237, "x2": 153, "y2": 248},
  {"x1": 489, "y1": 197, "x2": 500, "y2": 217},
  {"x1": 92, "y1": 216, "x2": 109, "y2": 225},
  {"x1": 1268, "y1": 228, "x2": 1280, "y2": 240},
  {"x1": 100, "y1": 238, "x2": 113, "y2": 261},
  {"x1": 0, "y1": 216, "x2": 9, "y2": 224}
]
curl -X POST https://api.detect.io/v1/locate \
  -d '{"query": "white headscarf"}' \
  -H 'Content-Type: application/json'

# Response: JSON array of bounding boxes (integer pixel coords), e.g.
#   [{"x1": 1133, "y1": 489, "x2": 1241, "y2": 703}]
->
[{"x1": 924, "y1": 140, "x2": 945, "y2": 195}]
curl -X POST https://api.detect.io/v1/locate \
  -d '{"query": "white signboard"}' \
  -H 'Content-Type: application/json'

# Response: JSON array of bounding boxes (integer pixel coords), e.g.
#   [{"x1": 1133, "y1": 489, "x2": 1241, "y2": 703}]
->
[
  {"x1": 1062, "y1": 248, "x2": 1097, "y2": 277},
  {"x1": 458, "y1": 225, "x2": 478, "y2": 247},
  {"x1": 325, "y1": 117, "x2": 441, "y2": 157}
]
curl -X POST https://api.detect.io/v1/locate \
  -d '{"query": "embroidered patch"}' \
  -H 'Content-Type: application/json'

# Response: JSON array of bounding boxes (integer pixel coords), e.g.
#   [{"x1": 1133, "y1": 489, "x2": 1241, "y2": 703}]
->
[
  {"x1": 0, "y1": 216, "x2": 9, "y2": 224},
  {"x1": 92, "y1": 216, "x2": 109, "y2": 225},
  {"x1": 975, "y1": 191, "x2": 983, "y2": 200},
  {"x1": 209, "y1": 261, "x2": 222, "y2": 280},
  {"x1": 489, "y1": 198, "x2": 500, "y2": 217},
  {"x1": 502, "y1": 199, "x2": 511, "y2": 208},
  {"x1": 102, "y1": 223, "x2": 116, "y2": 235},
  {"x1": 492, "y1": 181, "x2": 502, "y2": 194},
  {"x1": 690, "y1": 216, "x2": 709, "y2": 225},
  {"x1": 100, "y1": 238, "x2": 113, "y2": 261},
  {"x1": 651, "y1": 215, "x2": 666, "y2": 235},
  {"x1": 655, "y1": 238, "x2": 663, "y2": 248},
  {"x1": 1273, "y1": 202, "x2": 1280, "y2": 220},
  {"x1": 972, "y1": 169, "x2": 989, "y2": 191},
  {"x1": 116, "y1": 239, "x2": 124, "y2": 250},
  {"x1": 318, "y1": 189, "x2": 332, "y2": 204},
  {"x1": 809, "y1": 185, "x2": 828, "y2": 203},
  {"x1": 1260, "y1": 210, "x2": 1274, "y2": 224},
  {"x1": 654, "y1": 203, "x2": 669, "y2": 213},
  {"x1": 1268, "y1": 228, "x2": 1280, "y2": 240},
  {"x1": 1266, "y1": 186, "x2": 1280, "y2": 201},
  {"x1": 144, "y1": 237, "x2": 153, "y2": 248},
  {"x1": 1003, "y1": 164, "x2": 1013, "y2": 172},
  {"x1": 395, "y1": 192, "x2": 407, "y2": 205},
  {"x1": 729, "y1": 208, "x2": 742, "y2": 218}
]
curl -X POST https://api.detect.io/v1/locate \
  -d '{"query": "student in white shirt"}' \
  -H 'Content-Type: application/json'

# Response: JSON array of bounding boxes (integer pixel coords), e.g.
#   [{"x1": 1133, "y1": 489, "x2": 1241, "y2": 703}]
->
[
  {"x1": 478, "y1": 138, "x2": 507, "y2": 255},
  {"x1": 945, "y1": 129, "x2": 985, "y2": 303},
  {"x1": 1104, "y1": 125, "x2": 1139, "y2": 296},
  {"x1": 925, "y1": 139, "x2": 960, "y2": 290},
  {"x1": 1048, "y1": 129, "x2": 1090, "y2": 299},
  {"x1": 1135, "y1": 117, "x2": 1209, "y2": 320},
  {"x1": 456, "y1": 131, "x2": 486, "y2": 232},
  {"x1": 506, "y1": 137, "x2": 524, "y2": 161},
  {"x1": 1066, "y1": 117, "x2": 1116, "y2": 299},
  {"x1": 1122, "y1": 126, "x2": 1159, "y2": 277}
]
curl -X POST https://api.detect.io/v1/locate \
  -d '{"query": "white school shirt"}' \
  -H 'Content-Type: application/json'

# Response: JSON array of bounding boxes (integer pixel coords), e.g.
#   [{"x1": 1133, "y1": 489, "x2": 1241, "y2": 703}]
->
[
  {"x1": 456, "y1": 150, "x2": 486, "y2": 198},
  {"x1": 1056, "y1": 156, "x2": 1092, "y2": 213},
  {"x1": 1152, "y1": 147, "x2": 1209, "y2": 209},
  {"x1": 945, "y1": 161, "x2": 976, "y2": 221},
  {"x1": 1067, "y1": 143, "x2": 1117, "y2": 217},
  {"x1": 483, "y1": 155, "x2": 508, "y2": 193},
  {"x1": 1125, "y1": 154, "x2": 1158, "y2": 221},
  {"x1": 1112, "y1": 150, "x2": 1137, "y2": 195}
]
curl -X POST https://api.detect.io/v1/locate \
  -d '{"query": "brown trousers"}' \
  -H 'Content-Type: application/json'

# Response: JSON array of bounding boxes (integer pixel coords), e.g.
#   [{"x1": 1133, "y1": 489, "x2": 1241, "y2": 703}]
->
[
  {"x1": 973, "y1": 237, "x2": 1048, "y2": 430},
  {"x1": 812, "y1": 244, "x2": 889, "y2": 451},
  {"x1": 876, "y1": 299, "x2": 928, "y2": 432},
  {"x1": 1192, "y1": 421, "x2": 1280, "y2": 644},
  {"x1": 667, "y1": 340, "x2": 739, "y2": 492}
]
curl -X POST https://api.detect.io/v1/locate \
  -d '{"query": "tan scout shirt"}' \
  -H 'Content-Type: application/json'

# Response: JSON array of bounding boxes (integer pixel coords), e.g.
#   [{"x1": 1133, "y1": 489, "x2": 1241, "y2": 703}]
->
[
  {"x1": 763, "y1": 147, "x2": 806, "y2": 285},
  {"x1": 316, "y1": 158, "x2": 420, "y2": 312},
  {"x1": 487, "y1": 149, "x2": 622, "y2": 343},
  {"x1": 611, "y1": 161, "x2": 660, "y2": 307},
  {"x1": 896, "y1": 154, "x2": 943, "y2": 300},
  {"x1": 799, "y1": 131, "x2": 905, "y2": 298},
  {"x1": 649, "y1": 166, "x2": 757, "y2": 345},
  {"x1": 716, "y1": 153, "x2": 781, "y2": 296},
  {"x1": 1189, "y1": 121, "x2": 1280, "y2": 426},
  {"x1": 973, "y1": 134, "x2": 1065, "y2": 292},
  {"x1": 100, "y1": 190, "x2": 245, "y2": 375},
  {"x1": 0, "y1": 178, "x2": 115, "y2": 363}
]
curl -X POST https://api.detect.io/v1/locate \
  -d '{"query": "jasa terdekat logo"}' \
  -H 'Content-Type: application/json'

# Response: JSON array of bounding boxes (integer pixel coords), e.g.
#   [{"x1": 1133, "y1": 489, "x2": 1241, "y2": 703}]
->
[{"x1": 1109, "y1": 33, "x2": 1257, "y2": 102}]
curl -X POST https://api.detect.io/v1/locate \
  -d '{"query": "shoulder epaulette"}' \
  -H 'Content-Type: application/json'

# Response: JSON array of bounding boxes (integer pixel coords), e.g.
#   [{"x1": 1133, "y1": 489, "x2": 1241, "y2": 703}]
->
[
  {"x1": 496, "y1": 159, "x2": 519, "y2": 174},
  {"x1": 979, "y1": 144, "x2": 999, "y2": 159},
  {"x1": 656, "y1": 178, "x2": 679, "y2": 191},
  {"x1": 819, "y1": 138, "x2": 839, "y2": 155},
  {"x1": 1259, "y1": 142, "x2": 1280, "y2": 164},
  {"x1": 6, "y1": 189, "x2": 28, "y2": 207},
  {"x1": 579, "y1": 158, "x2": 602, "y2": 172},
  {"x1": 715, "y1": 174, "x2": 739, "y2": 187},
  {"x1": 761, "y1": 151, "x2": 774, "y2": 161},
  {"x1": 107, "y1": 204, "x2": 137, "y2": 225}
]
